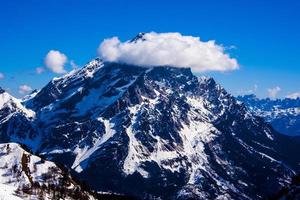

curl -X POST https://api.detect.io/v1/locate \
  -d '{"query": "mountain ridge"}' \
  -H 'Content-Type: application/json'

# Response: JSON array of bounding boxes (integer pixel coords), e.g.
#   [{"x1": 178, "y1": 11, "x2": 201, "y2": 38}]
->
[
  {"x1": 1, "y1": 59, "x2": 300, "y2": 199},
  {"x1": 237, "y1": 94, "x2": 300, "y2": 136}
]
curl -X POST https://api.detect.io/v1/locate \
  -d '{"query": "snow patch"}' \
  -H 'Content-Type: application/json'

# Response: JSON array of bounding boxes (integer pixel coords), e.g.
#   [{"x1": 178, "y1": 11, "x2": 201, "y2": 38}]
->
[
  {"x1": 0, "y1": 183, "x2": 22, "y2": 200},
  {"x1": 72, "y1": 119, "x2": 116, "y2": 172}
]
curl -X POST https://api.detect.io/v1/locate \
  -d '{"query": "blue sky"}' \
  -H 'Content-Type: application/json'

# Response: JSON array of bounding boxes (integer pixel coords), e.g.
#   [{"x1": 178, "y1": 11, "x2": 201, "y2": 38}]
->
[{"x1": 0, "y1": 0, "x2": 299, "y2": 98}]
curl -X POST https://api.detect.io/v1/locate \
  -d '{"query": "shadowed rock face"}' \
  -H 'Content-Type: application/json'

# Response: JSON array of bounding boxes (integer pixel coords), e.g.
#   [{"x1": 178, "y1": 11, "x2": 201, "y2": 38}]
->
[
  {"x1": 269, "y1": 174, "x2": 300, "y2": 200},
  {"x1": 1, "y1": 59, "x2": 300, "y2": 199}
]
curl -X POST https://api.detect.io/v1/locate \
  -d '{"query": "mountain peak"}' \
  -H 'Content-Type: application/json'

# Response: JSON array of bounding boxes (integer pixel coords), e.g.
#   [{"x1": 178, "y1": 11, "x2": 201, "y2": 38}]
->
[
  {"x1": 130, "y1": 32, "x2": 146, "y2": 43},
  {"x1": 85, "y1": 57, "x2": 103, "y2": 68},
  {"x1": 0, "y1": 88, "x2": 35, "y2": 118},
  {"x1": 53, "y1": 57, "x2": 104, "y2": 82}
]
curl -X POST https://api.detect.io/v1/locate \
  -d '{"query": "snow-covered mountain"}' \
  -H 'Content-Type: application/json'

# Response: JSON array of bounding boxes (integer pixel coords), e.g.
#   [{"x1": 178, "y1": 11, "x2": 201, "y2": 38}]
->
[
  {"x1": 0, "y1": 142, "x2": 95, "y2": 200},
  {"x1": 1, "y1": 59, "x2": 300, "y2": 199},
  {"x1": 237, "y1": 94, "x2": 300, "y2": 136},
  {"x1": 0, "y1": 88, "x2": 40, "y2": 151},
  {"x1": 0, "y1": 87, "x2": 35, "y2": 118}
]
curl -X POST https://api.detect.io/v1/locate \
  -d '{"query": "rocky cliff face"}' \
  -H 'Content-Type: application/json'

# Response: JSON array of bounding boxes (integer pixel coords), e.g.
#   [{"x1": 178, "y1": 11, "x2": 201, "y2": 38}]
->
[{"x1": 1, "y1": 60, "x2": 299, "y2": 199}]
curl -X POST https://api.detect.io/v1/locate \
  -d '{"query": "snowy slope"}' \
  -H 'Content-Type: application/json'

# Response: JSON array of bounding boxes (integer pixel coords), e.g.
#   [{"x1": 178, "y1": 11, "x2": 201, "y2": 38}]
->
[
  {"x1": 0, "y1": 88, "x2": 35, "y2": 119},
  {"x1": 0, "y1": 183, "x2": 22, "y2": 200},
  {"x1": 0, "y1": 143, "x2": 95, "y2": 200}
]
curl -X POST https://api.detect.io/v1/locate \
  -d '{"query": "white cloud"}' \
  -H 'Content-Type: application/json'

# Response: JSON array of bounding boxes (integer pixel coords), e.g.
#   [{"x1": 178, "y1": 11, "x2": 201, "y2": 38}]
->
[
  {"x1": 98, "y1": 32, "x2": 239, "y2": 72},
  {"x1": 44, "y1": 50, "x2": 68, "y2": 74},
  {"x1": 19, "y1": 85, "x2": 32, "y2": 95},
  {"x1": 0, "y1": 72, "x2": 4, "y2": 79},
  {"x1": 267, "y1": 86, "x2": 281, "y2": 98},
  {"x1": 35, "y1": 67, "x2": 45, "y2": 74},
  {"x1": 286, "y1": 92, "x2": 300, "y2": 99}
]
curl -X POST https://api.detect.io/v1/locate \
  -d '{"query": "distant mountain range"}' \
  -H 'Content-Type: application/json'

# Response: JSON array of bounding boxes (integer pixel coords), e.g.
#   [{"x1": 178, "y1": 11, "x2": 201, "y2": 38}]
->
[
  {"x1": 1, "y1": 57, "x2": 300, "y2": 199},
  {"x1": 237, "y1": 94, "x2": 300, "y2": 136}
]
